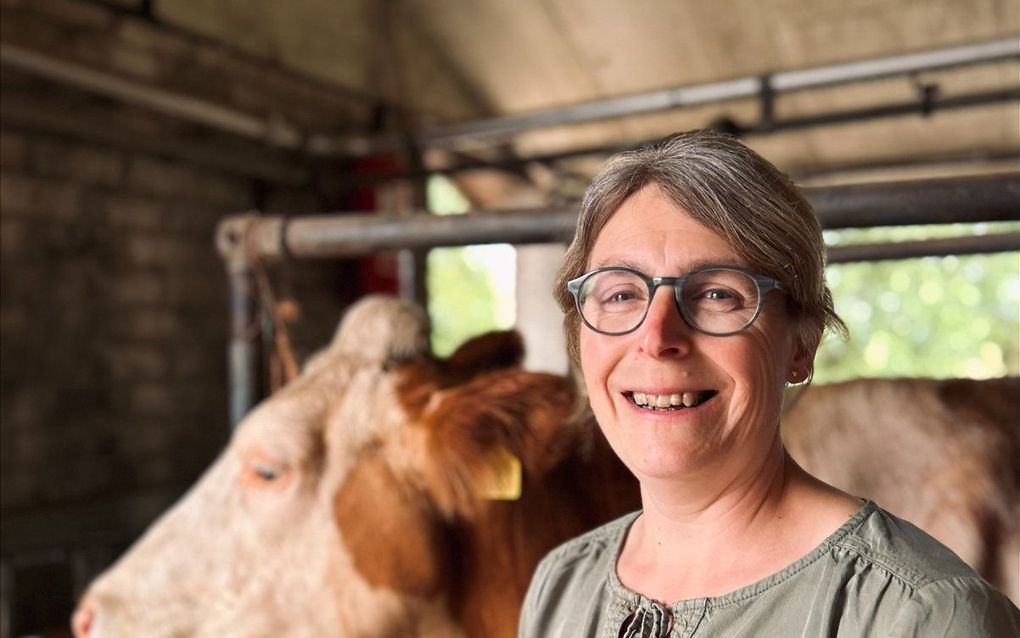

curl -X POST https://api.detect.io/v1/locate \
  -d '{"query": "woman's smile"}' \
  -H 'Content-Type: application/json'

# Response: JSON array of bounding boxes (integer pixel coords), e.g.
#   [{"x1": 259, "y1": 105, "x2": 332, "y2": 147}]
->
[{"x1": 624, "y1": 389, "x2": 718, "y2": 411}]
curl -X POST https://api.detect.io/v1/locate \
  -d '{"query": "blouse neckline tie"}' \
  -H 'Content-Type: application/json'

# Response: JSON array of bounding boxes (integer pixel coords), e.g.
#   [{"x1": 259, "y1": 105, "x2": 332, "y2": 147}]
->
[{"x1": 618, "y1": 601, "x2": 673, "y2": 638}]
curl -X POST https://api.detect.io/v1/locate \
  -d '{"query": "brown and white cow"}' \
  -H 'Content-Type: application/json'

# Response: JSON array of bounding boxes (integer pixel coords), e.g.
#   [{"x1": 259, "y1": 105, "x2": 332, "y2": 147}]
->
[
  {"x1": 71, "y1": 296, "x2": 638, "y2": 638},
  {"x1": 72, "y1": 296, "x2": 1019, "y2": 637}
]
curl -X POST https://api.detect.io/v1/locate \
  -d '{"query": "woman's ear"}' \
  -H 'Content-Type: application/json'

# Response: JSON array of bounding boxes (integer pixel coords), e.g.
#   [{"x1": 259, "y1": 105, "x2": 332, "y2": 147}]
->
[{"x1": 790, "y1": 318, "x2": 824, "y2": 382}]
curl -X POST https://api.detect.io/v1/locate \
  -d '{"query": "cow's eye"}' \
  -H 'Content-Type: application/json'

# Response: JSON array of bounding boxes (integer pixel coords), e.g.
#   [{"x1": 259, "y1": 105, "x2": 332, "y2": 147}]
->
[
  {"x1": 240, "y1": 450, "x2": 294, "y2": 491},
  {"x1": 253, "y1": 463, "x2": 280, "y2": 482}
]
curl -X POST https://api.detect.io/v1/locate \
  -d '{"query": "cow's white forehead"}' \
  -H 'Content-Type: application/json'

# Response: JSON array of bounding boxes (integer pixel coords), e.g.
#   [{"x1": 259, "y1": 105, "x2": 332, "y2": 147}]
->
[{"x1": 239, "y1": 355, "x2": 389, "y2": 441}]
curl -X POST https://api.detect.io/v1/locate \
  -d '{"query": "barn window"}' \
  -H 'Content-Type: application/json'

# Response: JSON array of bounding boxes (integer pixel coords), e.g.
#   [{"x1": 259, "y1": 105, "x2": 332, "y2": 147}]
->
[
  {"x1": 815, "y1": 222, "x2": 1020, "y2": 383},
  {"x1": 425, "y1": 175, "x2": 516, "y2": 357}
]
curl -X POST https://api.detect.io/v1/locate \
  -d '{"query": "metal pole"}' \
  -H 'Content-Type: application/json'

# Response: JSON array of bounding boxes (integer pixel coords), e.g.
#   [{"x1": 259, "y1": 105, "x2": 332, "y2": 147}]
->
[
  {"x1": 313, "y1": 38, "x2": 1020, "y2": 155},
  {"x1": 220, "y1": 174, "x2": 1020, "y2": 259},
  {"x1": 7, "y1": 37, "x2": 1015, "y2": 159},
  {"x1": 353, "y1": 88, "x2": 1020, "y2": 181},
  {"x1": 808, "y1": 174, "x2": 1020, "y2": 229},
  {"x1": 216, "y1": 217, "x2": 263, "y2": 427},
  {"x1": 827, "y1": 232, "x2": 1020, "y2": 264},
  {"x1": 226, "y1": 266, "x2": 258, "y2": 427},
  {"x1": 0, "y1": 43, "x2": 304, "y2": 149},
  {"x1": 283, "y1": 207, "x2": 578, "y2": 257}
]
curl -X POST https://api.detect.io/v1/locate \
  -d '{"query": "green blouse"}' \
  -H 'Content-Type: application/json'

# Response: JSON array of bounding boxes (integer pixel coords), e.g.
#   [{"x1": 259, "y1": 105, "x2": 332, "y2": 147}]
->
[{"x1": 519, "y1": 501, "x2": 1019, "y2": 637}]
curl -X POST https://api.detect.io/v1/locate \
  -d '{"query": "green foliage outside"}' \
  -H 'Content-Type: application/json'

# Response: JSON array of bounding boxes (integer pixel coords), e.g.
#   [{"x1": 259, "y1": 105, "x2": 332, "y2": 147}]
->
[
  {"x1": 426, "y1": 175, "x2": 515, "y2": 357},
  {"x1": 814, "y1": 223, "x2": 1020, "y2": 382}
]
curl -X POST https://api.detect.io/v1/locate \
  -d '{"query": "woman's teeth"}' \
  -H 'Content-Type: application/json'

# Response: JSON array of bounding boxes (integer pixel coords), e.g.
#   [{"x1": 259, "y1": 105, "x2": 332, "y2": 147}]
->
[{"x1": 631, "y1": 391, "x2": 705, "y2": 409}]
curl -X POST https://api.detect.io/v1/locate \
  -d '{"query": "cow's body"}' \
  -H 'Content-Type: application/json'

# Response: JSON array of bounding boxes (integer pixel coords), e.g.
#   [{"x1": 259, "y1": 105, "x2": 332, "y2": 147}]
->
[
  {"x1": 783, "y1": 376, "x2": 1020, "y2": 606},
  {"x1": 73, "y1": 297, "x2": 1019, "y2": 637}
]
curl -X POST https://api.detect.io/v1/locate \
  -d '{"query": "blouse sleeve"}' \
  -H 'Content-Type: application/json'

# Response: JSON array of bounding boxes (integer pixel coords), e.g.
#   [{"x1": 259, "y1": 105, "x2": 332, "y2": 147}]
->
[
  {"x1": 894, "y1": 577, "x2": 1020, "y2": 637},
  {"x1": 518, "y1": 552, "x2": 555, "y2": 638}
]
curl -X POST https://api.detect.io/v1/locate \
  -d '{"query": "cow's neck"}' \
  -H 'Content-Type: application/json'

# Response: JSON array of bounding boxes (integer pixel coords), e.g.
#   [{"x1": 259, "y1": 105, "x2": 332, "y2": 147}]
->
[{"x1": 453, "y1": 429, "x2": 640, "y2": 638}]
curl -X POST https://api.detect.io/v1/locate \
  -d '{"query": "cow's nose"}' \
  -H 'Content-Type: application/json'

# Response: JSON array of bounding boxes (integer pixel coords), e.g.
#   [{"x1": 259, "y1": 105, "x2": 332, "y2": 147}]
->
[{"x1": 71, "y1": 596, "x2": 96, "y2": 638}]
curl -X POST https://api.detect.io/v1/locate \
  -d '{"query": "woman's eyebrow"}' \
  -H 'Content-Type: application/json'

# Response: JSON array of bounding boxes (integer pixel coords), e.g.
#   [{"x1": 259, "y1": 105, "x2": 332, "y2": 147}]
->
[
  {"x1": 588, "y1": 258, "x2": 748, "y2": 274},
  {"x1": 589, "y1": 257, "x2": 646, "y2": 271}
]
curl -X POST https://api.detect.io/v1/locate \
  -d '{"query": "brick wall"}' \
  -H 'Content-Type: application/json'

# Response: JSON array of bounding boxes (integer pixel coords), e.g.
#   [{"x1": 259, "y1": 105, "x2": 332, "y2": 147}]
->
[
  {"x1": 1, "y1": 114, "x2": 238, "y2": 509},
  {"x1": 0, "y1": 83, "x2": 364, "y2": 638},
  {"x1": 0, "y1": 3, "x2": 389, "y2": 631}
]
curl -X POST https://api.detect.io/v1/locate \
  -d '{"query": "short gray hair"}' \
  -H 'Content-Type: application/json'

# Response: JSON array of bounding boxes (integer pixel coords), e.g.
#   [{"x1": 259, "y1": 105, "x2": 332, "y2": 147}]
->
[{"x1": 554, "y1": 130, "x2": 847, "y2": 367}]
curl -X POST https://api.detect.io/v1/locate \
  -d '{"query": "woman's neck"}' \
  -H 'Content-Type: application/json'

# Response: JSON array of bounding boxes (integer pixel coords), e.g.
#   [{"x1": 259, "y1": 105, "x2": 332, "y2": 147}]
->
[{"x1": 617, "y1": 445, "x2": 857, "y2": 603}]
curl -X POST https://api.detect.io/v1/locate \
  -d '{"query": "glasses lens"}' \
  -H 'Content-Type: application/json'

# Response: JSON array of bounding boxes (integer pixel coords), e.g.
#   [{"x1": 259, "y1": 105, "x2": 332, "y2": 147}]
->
[
  {"x1": 680, "y1": 269, "x2": 762, "y2": 334},
  {"x1": 577, "y1": 270, "x2": 649, "y2": 334}
]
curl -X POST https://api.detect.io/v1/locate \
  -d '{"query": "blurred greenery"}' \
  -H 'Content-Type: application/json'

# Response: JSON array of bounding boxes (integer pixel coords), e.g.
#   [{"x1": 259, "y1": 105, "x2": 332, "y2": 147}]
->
[
  {"x1": 426, "y1": 175, "x2": 515, "y2": 357},
  {"x1": 815, "y1": 222, "x2": 1020, "y2": 382},
  {"x1": 427, "y1": 172, "x2": 1020, "y2": 380}
]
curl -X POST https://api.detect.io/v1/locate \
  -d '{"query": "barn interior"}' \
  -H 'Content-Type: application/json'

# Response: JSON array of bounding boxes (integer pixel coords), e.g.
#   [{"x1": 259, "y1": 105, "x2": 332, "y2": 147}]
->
[{"x1": 1, "y1": 0, "x2": 1018, "y2": 634}]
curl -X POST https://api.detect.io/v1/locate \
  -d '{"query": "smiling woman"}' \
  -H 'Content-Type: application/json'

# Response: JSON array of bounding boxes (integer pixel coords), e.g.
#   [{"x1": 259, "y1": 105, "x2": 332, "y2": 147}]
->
[{"x1": 519, "y1": 130, "x2": 1020, "y2": 637}]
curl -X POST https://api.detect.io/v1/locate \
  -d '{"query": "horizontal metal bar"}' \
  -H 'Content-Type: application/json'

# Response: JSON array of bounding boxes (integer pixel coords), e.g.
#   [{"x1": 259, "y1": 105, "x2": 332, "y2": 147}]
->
[
  {"x1": 283, "y1": 208, "x2": 578, "y2": 257},
  {"x1": 771, "y1": 38, "x2": 1020, "y2": 91},
  {"x1": 402, "y1": 88, "x2": 1019, "y2": 179},
  {"x1": 790, "y1": 150, "x2": 1020, "y2": 182},
  {"x1": 0, "y1": 43, "x2": 304, "y2": 149},
  {"x1": 417, "y1": 78, "x2": 764, "y2": 145},
  {"x1": 826, "y1": 231, "x2": 1019, "y2": 263},
  {"x1": 763, "y1": 88, "x2": 1020, "y2": 134},
  {"x1": 222, "y1": 174, "x2": 1020, "y2": 259},
  {"x1": 807, "y1": 173, "x2": 1020, "y2": 228},
  {"x1": 318, "y1": 37, "x2": 1020, "y2": 155}
]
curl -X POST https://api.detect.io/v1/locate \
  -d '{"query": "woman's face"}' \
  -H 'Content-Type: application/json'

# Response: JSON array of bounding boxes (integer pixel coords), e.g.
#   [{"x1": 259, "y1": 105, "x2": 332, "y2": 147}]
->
[{"x1": 579, "y1": 184, "x2": 813, "y2": 484}]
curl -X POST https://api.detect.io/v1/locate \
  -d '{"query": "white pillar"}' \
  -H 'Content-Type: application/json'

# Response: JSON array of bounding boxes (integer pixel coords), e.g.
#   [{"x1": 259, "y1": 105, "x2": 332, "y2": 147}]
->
[{"x1": 515, "y1": 243, "x2": 569, "y2": 374}]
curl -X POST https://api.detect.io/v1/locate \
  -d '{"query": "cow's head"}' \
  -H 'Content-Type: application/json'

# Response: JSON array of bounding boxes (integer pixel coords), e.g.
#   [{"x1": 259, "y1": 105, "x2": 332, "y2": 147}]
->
[{"x1": 72, "y1": 295, "x2": 620, "y2": 638}]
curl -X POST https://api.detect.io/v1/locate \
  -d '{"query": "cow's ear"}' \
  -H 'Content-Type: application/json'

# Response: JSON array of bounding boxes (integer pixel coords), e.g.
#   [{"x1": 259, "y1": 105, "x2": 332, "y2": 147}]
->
[
  {"x1": 445, "y1": 330, "x2": 525, "y2": 378},
  {"x1": 420, "y1": 369, "x2": 575, "y2": 518}
]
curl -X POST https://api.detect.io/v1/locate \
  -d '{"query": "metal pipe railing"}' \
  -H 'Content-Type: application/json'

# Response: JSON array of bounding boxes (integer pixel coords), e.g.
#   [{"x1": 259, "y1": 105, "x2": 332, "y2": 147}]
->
[
  {"x1": 217, "y1": 173, "x2": 1020, "y2": 425},
  {"x1": 807, "y1": 173, "x2": 1020, "y2": 229},
  {"x1": 219, "y1": 174, "x2": 1020, "y2": 260},
  {"x1": 7, "y1": 37, "x2": 1015, "y2": 158},
  {"x1": 315, "y1": 38, "x2": 1020, "y2": 155},
  {"x1": 827, "y1": 232, "x2": 1020, "y2": 263},
  {"x1": 0, "y1": 43, "x2": 305, "y2": 149}
]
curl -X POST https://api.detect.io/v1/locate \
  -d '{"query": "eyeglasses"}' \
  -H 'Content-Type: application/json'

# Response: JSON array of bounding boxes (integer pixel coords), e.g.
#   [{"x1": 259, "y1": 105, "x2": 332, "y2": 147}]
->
[{"x1": 567, "y1": 266, "x2": 781, "y2": 337}]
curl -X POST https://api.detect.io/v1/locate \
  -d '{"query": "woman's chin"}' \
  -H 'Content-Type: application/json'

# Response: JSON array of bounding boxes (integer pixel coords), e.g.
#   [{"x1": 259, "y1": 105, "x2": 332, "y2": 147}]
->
[{"x1": 619, "y1": 446, "x2": 720, "y2": 483}]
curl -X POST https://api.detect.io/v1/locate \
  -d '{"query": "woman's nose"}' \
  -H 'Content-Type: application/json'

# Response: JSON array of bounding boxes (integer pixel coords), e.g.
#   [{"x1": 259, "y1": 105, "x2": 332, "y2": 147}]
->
[{"x1": 638, "y1": 286, "x2": 693, "y2": 357}]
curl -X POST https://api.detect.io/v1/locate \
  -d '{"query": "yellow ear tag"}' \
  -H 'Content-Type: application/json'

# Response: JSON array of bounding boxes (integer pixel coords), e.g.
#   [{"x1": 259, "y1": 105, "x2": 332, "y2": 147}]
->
[{"x1": 477, "y1": 444, "x2": 522, "y2": 501}]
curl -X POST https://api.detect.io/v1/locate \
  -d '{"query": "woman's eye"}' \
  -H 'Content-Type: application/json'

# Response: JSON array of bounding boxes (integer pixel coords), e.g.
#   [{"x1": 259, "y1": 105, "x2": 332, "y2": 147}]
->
[
  {"x1": 690, "y1": 288, "x2": 745, "y2": 311},
  {"x1": 599, "y1": 285, "x2": 644, "y2": 306},
  {"x1": 703, "y1": 289, "x2": 734, "y2": 300}
]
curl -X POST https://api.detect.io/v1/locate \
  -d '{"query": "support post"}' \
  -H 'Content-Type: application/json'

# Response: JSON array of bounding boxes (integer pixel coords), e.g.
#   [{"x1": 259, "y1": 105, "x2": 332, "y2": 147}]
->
[
  {"x1": 216, "y1": 215, "x2": 284, "y2": 427},
  {"x1": 226, "y1": 263, "x2": 258, "y2": 427}
]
